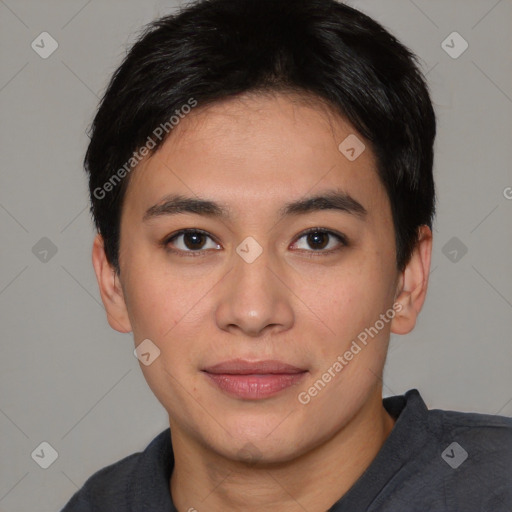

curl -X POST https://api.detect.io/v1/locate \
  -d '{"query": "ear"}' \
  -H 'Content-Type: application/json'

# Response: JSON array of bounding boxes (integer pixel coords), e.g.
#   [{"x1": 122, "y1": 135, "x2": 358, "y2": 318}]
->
[
  {"x1": 391, "y1": 225, "x2": 432, "y2": 335},
  {"x1": 91, "y1": 233, "x2": 132, "y2": 333}
]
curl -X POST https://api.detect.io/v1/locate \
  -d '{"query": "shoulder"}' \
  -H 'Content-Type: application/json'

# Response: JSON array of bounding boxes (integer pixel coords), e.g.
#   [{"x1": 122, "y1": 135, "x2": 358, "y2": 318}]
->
[
  {"x1": 424, "y1": 401, "x2": 512, "y2": 509},
  {"x1": 60, "y1": 451, "x2": 142, "y2": 511},
  {"x1": 60, "y1": 428, "x2": 171, "y2": 511},
  {"x1": 379, "y1": 390, "x2": 512, "y2": 510},
  {"x1": 428, "y1": 405, "x2": 512, "y2": 450},
  {"x1": 400, "y1": 388, "x2": 512, "y2": 444}
]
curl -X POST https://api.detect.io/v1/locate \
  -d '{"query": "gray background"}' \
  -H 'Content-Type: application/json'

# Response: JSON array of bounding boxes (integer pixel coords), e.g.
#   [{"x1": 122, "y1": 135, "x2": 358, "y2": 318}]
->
[{"x1": 0, "y1": 0, "x2": 511, "y2": 510}]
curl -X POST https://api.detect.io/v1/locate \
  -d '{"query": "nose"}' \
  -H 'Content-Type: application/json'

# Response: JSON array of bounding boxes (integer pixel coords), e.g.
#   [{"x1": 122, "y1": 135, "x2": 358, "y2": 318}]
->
[{"x1": 214, "y1": 242, "x2": 295, "y2": 337}]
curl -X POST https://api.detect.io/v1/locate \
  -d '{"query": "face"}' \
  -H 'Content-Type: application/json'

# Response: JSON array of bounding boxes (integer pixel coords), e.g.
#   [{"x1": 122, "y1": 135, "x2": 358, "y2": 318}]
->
[{"x1": 103, "y1": 92, "x2": 405, "y2": 462}]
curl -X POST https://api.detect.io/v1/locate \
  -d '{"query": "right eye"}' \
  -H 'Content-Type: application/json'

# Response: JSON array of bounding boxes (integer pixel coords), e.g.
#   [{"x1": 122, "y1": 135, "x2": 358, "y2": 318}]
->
[{"x1": 163, "y1": 229, "x2": 222, "y2": 256}]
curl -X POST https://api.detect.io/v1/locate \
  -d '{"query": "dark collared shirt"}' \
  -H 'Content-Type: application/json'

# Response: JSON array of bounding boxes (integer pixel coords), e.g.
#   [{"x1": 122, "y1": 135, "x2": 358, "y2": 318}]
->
[{"x1": 60, "y1": 389, "x2": 512, "y2": 511}]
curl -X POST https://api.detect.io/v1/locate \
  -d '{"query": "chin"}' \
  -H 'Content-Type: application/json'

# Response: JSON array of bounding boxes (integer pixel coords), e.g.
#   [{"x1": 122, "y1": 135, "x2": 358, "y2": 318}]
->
[{"x1": 204, "y1": 421, "x2": 315, "y2": 466}]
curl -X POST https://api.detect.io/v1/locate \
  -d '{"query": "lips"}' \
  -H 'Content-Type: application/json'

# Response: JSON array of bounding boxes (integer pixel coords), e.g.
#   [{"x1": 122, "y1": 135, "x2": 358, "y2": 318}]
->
[
  {"x1": 202, "y1": 359, "x2": 308, "y2": 399},
  {"x1": 203, "y1": 359, "x2": 307, "y2": 375}
]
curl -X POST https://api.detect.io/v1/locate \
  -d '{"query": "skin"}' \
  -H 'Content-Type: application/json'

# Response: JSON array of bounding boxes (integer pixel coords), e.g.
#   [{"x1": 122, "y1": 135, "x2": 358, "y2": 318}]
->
[{"x1": 92, "y1": 91, "x2": 432, "y2": 512}]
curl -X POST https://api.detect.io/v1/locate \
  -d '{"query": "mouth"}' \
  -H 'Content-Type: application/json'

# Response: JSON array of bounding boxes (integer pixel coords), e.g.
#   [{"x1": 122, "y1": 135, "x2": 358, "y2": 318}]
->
[{"x1": 201, "y1": 359, "x2": 308, "y2": 400}]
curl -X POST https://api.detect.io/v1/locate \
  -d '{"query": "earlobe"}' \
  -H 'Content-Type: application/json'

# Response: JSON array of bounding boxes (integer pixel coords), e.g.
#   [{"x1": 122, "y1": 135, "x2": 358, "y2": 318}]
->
[
  {"x1": 391, "y1": 225, "x2": 432, "y2": 335},
  {"x1": 91, "y1": 233, "x2": 132, "y2": 333}
]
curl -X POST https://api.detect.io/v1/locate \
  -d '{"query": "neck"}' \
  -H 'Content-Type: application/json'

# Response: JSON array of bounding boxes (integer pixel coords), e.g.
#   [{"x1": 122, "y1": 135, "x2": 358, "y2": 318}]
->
[{"x1": 170, "y1": 387, "x2": 395, "y2": 512}]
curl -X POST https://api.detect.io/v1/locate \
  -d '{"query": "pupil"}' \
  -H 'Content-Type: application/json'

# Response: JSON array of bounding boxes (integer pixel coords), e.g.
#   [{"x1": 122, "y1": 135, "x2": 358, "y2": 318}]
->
[
  {"x1": 185, "y1": 232, "x2": 204, "y2": 249},
  {"x1": 308, "y1": 232, "x2": 328, "y2": 250}
]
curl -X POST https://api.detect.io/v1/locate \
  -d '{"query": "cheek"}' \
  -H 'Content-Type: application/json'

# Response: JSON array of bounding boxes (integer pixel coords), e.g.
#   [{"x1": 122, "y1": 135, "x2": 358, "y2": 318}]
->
[
  {"x1": 122, "y1": 261, "x2": 217, "y2": 358},
  {"x1": 121, "y1": 265, "x2": 177, "y2": 340},
  {"x1": 327, "y1": 259, "x2": 384, "y2": 312},
  {"x1": 298, "y1": 256, "x2": 393, "y2": 358}
]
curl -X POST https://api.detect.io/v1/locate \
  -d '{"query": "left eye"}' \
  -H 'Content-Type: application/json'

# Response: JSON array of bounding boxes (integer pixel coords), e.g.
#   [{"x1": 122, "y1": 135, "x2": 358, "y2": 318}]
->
[
  {"x1": 292, "y1": 228, "x2": 347, "y2": 252},
  {"x1": 166, "y1": 229, "x2": 221, "y2": 252}
]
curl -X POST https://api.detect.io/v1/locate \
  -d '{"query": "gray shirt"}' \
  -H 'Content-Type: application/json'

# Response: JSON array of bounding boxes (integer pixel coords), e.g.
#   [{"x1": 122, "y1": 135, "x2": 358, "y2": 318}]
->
[{"x1": 60, "y1": 389, "x2": 512, "y2": 511}]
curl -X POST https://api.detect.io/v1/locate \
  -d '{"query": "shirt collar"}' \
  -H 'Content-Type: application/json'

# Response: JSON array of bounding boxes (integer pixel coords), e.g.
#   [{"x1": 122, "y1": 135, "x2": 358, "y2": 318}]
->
[{"x1": 128, "y1": 389, "x2": 429, "y2": 512}]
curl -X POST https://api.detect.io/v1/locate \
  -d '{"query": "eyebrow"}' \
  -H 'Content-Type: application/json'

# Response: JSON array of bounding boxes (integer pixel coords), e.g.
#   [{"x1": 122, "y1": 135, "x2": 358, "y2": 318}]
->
[{"x1": 142, "y1": 189, "x2": 367, "y2": 222}]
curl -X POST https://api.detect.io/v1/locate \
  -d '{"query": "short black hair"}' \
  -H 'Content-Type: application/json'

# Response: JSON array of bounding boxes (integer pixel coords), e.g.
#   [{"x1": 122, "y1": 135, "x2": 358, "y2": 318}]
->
[{"x1": 85, "y1": 0, "x2": 436, "y2": 274}]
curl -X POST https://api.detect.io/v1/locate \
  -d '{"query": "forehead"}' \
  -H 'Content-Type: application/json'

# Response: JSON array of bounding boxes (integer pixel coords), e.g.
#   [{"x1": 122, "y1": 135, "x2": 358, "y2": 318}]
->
[
  {"x1": 122, "y1": 91, "x2": 389, "y2": 223},
  {"x1": 165, "y1": 91, "x2": 361, "y2": 163}
]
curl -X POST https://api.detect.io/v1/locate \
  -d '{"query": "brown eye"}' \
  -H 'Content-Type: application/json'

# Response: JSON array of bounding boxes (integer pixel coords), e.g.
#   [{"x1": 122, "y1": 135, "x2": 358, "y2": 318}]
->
[
  {"x1": 306, "y1": 231, "x2": 329, "y2": 250},
  {"x1": 293, "y1": 228, "x2": 348, "y2": 254},
  {"x1": 165, "y1": 229, "x2": 221, "y2": 255},
  {"x1": 181, "y1": 231, "x2": 207, "y2": 250}
]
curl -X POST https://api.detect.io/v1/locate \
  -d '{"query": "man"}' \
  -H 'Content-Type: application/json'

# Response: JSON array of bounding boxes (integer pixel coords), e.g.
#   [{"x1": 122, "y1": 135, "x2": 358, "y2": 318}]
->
[{"x1": 61, "y1": 0, "x2": 512, "y2": 510}]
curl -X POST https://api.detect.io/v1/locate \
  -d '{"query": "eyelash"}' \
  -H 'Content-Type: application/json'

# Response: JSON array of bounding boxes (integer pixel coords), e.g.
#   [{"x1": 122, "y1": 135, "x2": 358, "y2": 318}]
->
[{"x1": 161, "y1": 227, "x2": 349, "y2": 258}]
